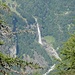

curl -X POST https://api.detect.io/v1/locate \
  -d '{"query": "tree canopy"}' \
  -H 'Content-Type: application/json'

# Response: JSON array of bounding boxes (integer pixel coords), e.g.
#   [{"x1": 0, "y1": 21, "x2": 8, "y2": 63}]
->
[{"x1": 50, "y1": 34, "x2": 75, "y2": 75}]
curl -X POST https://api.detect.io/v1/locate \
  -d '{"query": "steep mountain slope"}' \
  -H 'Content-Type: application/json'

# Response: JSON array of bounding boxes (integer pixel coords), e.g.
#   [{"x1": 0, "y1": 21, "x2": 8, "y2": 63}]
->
[{"x1": 0, "y1": 0, "x2": 75, "y2": 74}]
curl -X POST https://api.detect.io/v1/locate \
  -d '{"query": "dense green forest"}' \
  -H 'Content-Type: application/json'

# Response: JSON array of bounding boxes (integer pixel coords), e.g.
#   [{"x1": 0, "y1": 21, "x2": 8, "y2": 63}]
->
[{"x1": 0, "y1": 0, "x2": 75, "y2": 75}]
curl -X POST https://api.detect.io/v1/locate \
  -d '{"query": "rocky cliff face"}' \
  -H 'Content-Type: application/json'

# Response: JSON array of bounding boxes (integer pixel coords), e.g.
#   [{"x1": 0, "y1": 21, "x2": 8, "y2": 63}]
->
[
  {"x1": 0, "y1": 23, "x2": 16, "y2": 57},
  {"x1": 23, "y1": 51, "x2": 48, "y2": 67}
]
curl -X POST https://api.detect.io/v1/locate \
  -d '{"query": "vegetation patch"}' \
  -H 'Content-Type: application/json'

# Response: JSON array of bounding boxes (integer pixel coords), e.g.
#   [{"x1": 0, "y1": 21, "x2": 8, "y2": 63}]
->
[{"x1": 43, "y1": 36, "x2": 55, "y2": 45}]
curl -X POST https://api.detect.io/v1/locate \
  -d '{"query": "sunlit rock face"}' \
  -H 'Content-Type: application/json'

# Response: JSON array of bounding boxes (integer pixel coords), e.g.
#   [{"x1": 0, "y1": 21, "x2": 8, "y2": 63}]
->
[
  {"x1": 9, "y1": 44, "x2": 17, "y2": 58},
  {"x1": 42, "y1": 40, "x2": 61, "y2": 61}
]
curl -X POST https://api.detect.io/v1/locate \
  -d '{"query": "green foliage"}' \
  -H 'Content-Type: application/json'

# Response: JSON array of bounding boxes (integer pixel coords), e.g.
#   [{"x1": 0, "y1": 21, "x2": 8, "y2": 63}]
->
[
  {"x1": 0, "y1": 0, "x2": 75, "y2": 74},
  {"x1": 0, "y1": 52, "x2": 42, "y2": 75},
  {"x1": 32, "y1": 71, "x2": 42, "y2": 75},
  {"x1": 0, "y1": 1, "x2": 10, "y2": 12},
  {"x1": 3, "y1": 0, "x2": 75, "y2": 49},
  {"x1": 43, "y1": 36, "x2": 55, "y2": 45},
  {"x1": 0, "y1": 40, "x2": 4, "y2": 45},
  {"x1": 50, "y1": 35, "x2": 75, "y2": 75},
  {"x1": 60, "y1": 35, "x2": 75, "y2": 69},
  {"x1": 1, "y1": 0, "x2": 75, "y2": 61}
]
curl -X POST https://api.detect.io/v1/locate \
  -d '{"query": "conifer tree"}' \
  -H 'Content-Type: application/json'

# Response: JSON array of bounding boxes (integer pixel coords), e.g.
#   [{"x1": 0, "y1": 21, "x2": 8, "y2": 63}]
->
[{"x1": 54, "y1": 35, "x2": 75, "y2": 75}]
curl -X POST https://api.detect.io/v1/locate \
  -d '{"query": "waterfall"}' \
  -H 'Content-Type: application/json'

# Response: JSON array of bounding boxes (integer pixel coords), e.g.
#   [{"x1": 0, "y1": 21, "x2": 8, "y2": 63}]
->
[
  {"x1": 33, "y1": 16, "x2": 43, "y2": 45},
  {"x1": 33, "y1": 16, "x2": 61, "y2": 75},
  {"x1": 37, "y1": 23, "x2": 43, "y2": 45},
  {"x1": 33, "y1": 16, "x2": 61, "y2": 60},
  {"x1": 43, "y1": 64, "x2": 55, "y2": 75}
]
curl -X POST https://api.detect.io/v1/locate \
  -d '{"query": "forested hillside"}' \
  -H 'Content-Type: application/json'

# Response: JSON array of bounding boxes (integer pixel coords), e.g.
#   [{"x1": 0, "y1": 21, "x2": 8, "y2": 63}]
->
[{"x1": 0, "y1": 0, "x2": 75, "y2": 75}]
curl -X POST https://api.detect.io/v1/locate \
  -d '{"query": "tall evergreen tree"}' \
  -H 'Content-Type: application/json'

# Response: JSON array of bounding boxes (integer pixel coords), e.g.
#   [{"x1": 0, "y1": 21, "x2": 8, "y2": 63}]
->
[{"x1": 53, "y1": 35, "x2": 75, "y2": 75}]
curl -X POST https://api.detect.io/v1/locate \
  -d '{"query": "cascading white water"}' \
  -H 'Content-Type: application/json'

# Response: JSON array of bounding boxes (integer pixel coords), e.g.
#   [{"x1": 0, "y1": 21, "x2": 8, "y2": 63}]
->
[
  {"x1": 33, "y1": 16, "x2": 43, "y2": 45},
  {"x1": 37, "y1": 23, "x2": 43, "y2": 45},
  {"x1": 43, "y1": 64, "x2": 55, "y2": 75},
  {"x1": 33, "y1": 16, "x2": 61, "y2": 75},
  {"x1": 34, "y1": 17, "x2": 61, "y2": 60}
]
